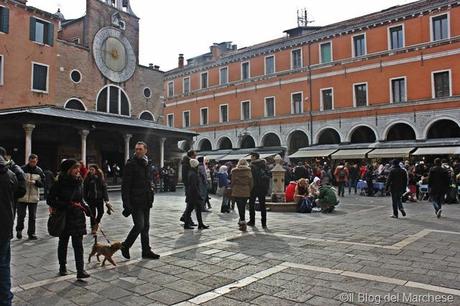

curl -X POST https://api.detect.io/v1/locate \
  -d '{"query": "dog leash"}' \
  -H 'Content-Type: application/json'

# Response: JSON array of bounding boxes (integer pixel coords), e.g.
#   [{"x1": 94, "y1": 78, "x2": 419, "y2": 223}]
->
[{"x1": 97, "y1": 225, "x2": 111, "y2": 244}]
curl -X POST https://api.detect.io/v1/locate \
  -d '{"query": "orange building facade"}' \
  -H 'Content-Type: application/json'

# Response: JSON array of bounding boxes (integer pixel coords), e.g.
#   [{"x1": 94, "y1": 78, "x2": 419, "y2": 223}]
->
[{"x1": 164, "y1": 0, "x2": 460, "y2": 157}]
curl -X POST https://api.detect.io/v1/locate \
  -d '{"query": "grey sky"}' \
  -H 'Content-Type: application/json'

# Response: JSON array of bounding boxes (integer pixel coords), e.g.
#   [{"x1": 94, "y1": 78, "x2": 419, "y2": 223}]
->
[{"x1": 28, "y1": 0, "x2": 413, "y2": 71}]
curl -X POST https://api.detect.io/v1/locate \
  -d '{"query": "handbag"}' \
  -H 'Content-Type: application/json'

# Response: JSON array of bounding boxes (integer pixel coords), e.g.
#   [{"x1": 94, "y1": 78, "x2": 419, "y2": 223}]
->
[{"x1": 47, "y1": 209, "x2": 66, "y2": 237}]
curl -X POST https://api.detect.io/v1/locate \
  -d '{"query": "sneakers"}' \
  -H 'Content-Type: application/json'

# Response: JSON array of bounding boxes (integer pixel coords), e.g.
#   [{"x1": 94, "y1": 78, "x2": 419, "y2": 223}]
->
[
  {"x1": 436, "y1": 209, "x2": 442, "y2": 218},
  {"x1": 142, "y1": 250, "x2": 160, "y2": 260},
  {"x1": 76, "y1": 270, "x2": 90, "y2": 279},
  {"x1": 238, "y1": 221, "x2": 247, "y2": 232},
  {"x1": 121, "y1": 243, "x2": 130, "y2": 259},
  {"x1": 16, "y1": 231, "x2": 22, "y2": 240}
]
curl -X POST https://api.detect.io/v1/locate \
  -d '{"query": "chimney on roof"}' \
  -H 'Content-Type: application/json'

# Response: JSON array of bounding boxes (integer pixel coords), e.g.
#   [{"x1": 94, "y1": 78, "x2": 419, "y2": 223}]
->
[
  {"x1": 154, "y1": 65, "x2": 160, "y2": 70},
  {"x1": 149, "y1": 63, "x2": 154, "y2": 69},
  {"x1": 210, "y1": 44, "x2": 222, "y2": 60},
  {"x1": 178, "y1": 54, "x2": 184, "y2": 68}
]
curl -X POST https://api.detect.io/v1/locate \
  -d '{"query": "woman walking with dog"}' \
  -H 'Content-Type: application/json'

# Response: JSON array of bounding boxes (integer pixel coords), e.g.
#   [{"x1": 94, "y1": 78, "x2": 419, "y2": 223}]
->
[
  {"x1": 83, "y1": 165, "x2": 110, "y2": 236},
  {"x1": 47, "y1": 159, "x2": 91, "y2": 279}
]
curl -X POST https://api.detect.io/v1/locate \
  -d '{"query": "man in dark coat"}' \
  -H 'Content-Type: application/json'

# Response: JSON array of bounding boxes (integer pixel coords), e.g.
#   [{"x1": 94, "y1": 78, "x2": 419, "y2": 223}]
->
[
  {"x1": 180, "y1": 150, "x2": 197, "y2": 226},
  {"x1": 183, "y1": 159, "x2": 208, "y2": 230},
  {"x1": 0, "y1": 156, "x2": 18, "y2": 306},
  {"x1": 428, "y1": 158, "x2": 450, "y2": 218},
  {"x1": 121, "y1": 142, "x2": 159, "y2": 260},
  {"x1": 0, "y1": 147, "x2": 26, "y2": 201},
  {"x1": 248, "y1": 152, "x2": 270, "y2": 228},
  {"x1": 386, "y1": 159, "x2": 408, "y2": 218}
]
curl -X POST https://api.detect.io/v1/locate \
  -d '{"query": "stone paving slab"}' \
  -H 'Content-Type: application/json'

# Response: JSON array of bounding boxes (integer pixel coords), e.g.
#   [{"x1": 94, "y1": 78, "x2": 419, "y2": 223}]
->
[{"x1": 9, "y1": 191, "x2": 460, "y2": 305}]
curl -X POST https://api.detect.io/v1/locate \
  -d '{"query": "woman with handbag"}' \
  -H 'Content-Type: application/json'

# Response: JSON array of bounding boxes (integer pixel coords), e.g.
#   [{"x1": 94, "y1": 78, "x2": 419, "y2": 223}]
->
[
  {"x1": 83, "y1": 164, "x2": 110, "y2": 236},
  {"x1": 47, "y1": 159, "x2": 90, "y2": 279},
  {"x1": 231, "y1": 159, "x2": 253, "y2": 231}
]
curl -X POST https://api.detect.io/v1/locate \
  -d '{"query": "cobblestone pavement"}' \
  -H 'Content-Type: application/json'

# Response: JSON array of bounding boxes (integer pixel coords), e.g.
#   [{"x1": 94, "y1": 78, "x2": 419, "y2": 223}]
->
[{"x1": 10, "y1": 190, "x2": 460, "y2": 305}]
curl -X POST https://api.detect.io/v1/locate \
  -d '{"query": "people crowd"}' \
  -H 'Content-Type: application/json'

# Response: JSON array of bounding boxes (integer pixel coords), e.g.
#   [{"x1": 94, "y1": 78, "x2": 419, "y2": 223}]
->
[{"x1": 0, "y1": 141, "x2": 459, "y2": 306}]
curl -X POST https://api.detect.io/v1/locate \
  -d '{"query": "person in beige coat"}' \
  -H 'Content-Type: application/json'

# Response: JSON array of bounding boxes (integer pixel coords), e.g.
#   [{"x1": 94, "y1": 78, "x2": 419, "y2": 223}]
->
[{"x1": 231, "y1": 159, "x2": 253, "y2": 231}]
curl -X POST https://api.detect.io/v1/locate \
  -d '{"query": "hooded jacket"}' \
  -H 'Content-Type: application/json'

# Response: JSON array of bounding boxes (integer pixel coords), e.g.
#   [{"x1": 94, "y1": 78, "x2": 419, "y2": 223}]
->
[
  {"x1": 18, "y1": 163, "x2": 44, "y2": 204},
  {"x1": 250, "y1": 159, "x2": 270, "y2": 195},
  {"x1": 428, "y1": 165, "x2": 450, "y2": 196},
  {"x1": 0, "y1": 157, "x2": 18, "y2": 240},
  {"x1": 122, "y1": 155, "x2": 154, "y2": 210},
  {"x1": 231, "y1": 166, "x2": 253, "y2": 198},
  {"x1": 83, "y1": 173, "x2": 109, "y2": 203}
]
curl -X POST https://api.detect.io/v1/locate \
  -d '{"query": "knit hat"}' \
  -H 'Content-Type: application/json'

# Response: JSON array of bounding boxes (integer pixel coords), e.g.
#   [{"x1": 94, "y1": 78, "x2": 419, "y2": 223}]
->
[
  {"x1": 60, "y1": 159, "x2": 79, "y2": 173},
  {"x1": 190, "y1": 159, "x2": 199, "y2": 168}
]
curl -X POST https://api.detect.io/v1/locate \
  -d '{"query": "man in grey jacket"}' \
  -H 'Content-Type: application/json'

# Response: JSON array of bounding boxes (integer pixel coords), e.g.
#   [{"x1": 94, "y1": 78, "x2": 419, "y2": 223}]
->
[{"x1": 16, "y1": 154, "x2": 44, "y2": 240}]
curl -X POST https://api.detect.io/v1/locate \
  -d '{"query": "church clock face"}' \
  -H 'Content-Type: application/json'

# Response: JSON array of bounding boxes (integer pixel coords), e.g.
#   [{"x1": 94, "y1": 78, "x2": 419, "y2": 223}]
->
[{"x1": 93, "y1": 27, "x2": 136, "y2": 83}]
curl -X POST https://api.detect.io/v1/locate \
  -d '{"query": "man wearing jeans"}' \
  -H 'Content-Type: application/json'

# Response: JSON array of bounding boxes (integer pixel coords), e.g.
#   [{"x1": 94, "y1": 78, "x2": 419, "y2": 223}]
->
[
  {"x1": 248, "y1": 152, "x2": 270, "y2": 228},
  {"x1": 121, "y1": 142, "x2": 160, "y2": 260},
  {"x1": 428, "y1": 158, "x2": 450, "y2": 218},
  {"x1": 386, "y1": 159, "x2": 407, "y2": 219},
  {"x1": 0, "y1": 156, "x2": 19, "y2": 306}
]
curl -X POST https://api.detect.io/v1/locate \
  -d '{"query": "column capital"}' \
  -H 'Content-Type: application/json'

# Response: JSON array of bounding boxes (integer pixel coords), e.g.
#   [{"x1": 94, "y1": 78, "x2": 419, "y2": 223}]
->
[
  {"x1": 160, "y1": 137, "x2": 166, "y2": 143},
  {"x1": 124, "y1": 134, "x2": 133, "y2": 141},
  {"x1": 23, "y1": 124, "x2": 36, "y2": 133},
  {"x1": 79, "y1": 129, "x2": 90, "y2": 137}
]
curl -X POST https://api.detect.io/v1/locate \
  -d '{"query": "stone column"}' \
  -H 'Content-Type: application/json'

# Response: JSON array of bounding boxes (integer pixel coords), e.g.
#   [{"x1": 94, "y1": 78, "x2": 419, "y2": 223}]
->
[
  {"x1": 160, "y1": 137, "x2": 166, "y2": 168},
  {"x1": 23, "y1": 124, "x2": 35, "y2": 164},
  {"x1": 124, "y1": 134, "x2": 132, "y2": 163},
  {"x1": 79, "y1": 130, "x2": 90, "y2": 165}
]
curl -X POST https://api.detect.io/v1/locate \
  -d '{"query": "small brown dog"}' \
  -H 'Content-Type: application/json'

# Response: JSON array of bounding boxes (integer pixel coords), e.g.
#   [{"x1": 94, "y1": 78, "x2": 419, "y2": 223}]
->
[{"x1": 88, "y1": 239, "x2": 123, "y2": 266}]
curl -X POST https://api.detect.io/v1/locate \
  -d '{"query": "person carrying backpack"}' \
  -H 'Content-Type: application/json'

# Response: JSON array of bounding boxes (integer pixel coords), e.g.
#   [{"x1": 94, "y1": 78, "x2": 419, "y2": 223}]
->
[
  {"x1": 248, "y1": 153, "x2": 270, "y2": 228},
  {"x1": 334, "y1": 162, "x2": 348, "y2": 197}
]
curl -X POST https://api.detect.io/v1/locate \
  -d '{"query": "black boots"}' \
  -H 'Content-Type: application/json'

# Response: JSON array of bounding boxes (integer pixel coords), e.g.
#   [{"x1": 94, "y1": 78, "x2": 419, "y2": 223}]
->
[
  {"x1": 77, "y1": 270, "x2": 90, "y2": 279},
  {"x1": 59, "y1": 265, "x2": 67, "y2": 276}
]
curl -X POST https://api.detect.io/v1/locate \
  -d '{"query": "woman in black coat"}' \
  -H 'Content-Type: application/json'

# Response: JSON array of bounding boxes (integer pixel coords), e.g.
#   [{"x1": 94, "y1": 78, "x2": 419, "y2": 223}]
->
[
  {"x1": 47, "y1": 159, "x2": 90, "y2": 279},
  {"x1": 83, "y1": 164, "x2": 109, "y2": 235},
  {"x1": 183, "y1": 159, "x2": 209, "y2": 230}
]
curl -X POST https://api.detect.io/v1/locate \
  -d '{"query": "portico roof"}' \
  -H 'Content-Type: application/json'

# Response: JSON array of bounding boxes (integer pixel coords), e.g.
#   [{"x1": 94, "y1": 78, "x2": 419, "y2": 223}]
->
[{"x1": 0, "y1": 106, "x2": 197, "y2": 137}]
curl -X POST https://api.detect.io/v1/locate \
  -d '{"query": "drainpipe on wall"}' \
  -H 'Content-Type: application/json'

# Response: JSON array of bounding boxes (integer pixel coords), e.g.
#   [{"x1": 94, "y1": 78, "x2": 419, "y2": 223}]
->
[{"x1": 307, "y1": 41, "x2": 313, "y2": 146}]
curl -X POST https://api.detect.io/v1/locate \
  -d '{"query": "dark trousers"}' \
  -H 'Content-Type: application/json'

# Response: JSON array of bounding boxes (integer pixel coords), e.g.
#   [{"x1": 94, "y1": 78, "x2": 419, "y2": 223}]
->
[
  {"x1": 16, "y1": 202, "x2": 38, "y2": 236},
  {"x1": 58, "y1": 234, "x2": 84, "y2": 272},
  {"x1": 366, "y1": 179, "x2": 374, "y2": 196},
  {"x1": 337, "y1": 182, "x2": 346, "y2": 197},
  {"x1": 249, "y1": 192, "x2": 266, "y2": 226},
  {"x1": 88, "y1": 200, "x2": 104, "y2": 227},
  {"x1": 0, "y1": 240, "x2": 12, "y2": 306},
  {"x1": 431, "y1": 193, "x2": 445, "y2": 212},
  {"x1": 391, "y1": 192, "x2": 404, "y2": 217},
  {"x1": 235, "y1": 197, "x2": 248, "y2": 221},
  {"x1": 184, "y1": 201, "x2": 203, "y2": 226},
  {"x1": 124, "y1": 208, "x2": 151, "y2": 252},
  {"x1": 348, "y1": 178, "x2": 358, "y2": 194}
]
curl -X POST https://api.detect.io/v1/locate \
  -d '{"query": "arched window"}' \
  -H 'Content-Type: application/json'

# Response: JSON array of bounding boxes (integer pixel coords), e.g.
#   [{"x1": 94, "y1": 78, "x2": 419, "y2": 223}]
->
[
  {"x1": 64, "y1": 99, "x2": 86, "y2": 111},
  {"x1": 139, "y1": 111, "x2": 154, "y2": 121},
  {"x1": 96, "y1": 85, "x2": 130, "y2": 116}
]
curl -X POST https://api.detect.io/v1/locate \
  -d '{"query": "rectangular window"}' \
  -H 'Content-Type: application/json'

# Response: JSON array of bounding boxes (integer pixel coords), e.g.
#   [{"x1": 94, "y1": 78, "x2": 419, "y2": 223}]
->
[
  {"x1": 264, "y1": 97, "x2": 275, "y2": 117},
  {"x1": 167, "y1": 81, "x2": 174, "y2": 97},
  {"x1": 29, "y1": 17, "x2": 54, "y2": 46},
  {"x1": 0, "y1": 55, "x2": 3, "y2": 85},
  {"x1": 200, "y1": 108, "x2": 208, "y2": 126},
  {"x1": 432, "y1": 14, "x2": 449, "y2": 41},
  {"x1": 354, "y1": 83, "x2": 368, "y2": 107},
  {"x1": 291, "y1": 49, "x2": 302, "y2": 69},
  {"x1": 389, "y1": 25, "x2": 404, "y2": 50},
  {"x1": 220, "y1": 67, "x2": 228, "y2": 85},
  {"x1": 241, "y1": 101, "x2": 251, "y2": 120},
  {"x1": 432, "y1": 71, "x2": 451, "y2": 98},
  {"x1": 321, "y1": 88, "x2": 334, "y2": 110},
  {"x1": 167, "y1": 114, "x2": 174, "y2": 127},
  {"x1": 0, "y1": 6, "x2": 9, "y2": 34},
  {"x1": 391, "y1": 78, "x2": 406, "y2": 103},
  {"x1": 32, "y1": 62, "x2": 49, "y2": 92},
  {"x1": 291, "y1": 93, "x2": 303, "y2": 114},
  {"x1": 241, "y1": 62, "x2": 250, "y2": 80},
  {"x1": 183, "y1": 111, "x2": 190, "y2": 128},
  {"x1": 220, "y1": 104, "x2": 228, "y2": 123},
  {"x1": 353, "y1": 34, "x2": 366, "y2": 57},
  {"x1": 201, "y1": 72, "x2": 208, "y2": 89},
  {"x1": 265, "y1": 56, "x2": 275, "y2": 75},
  {"x1": 183, "y1": 77, "x2": 190, "y2": 95},
  {"x1": 320, "y1": 42, "x2": 332, "y2": 63}
]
